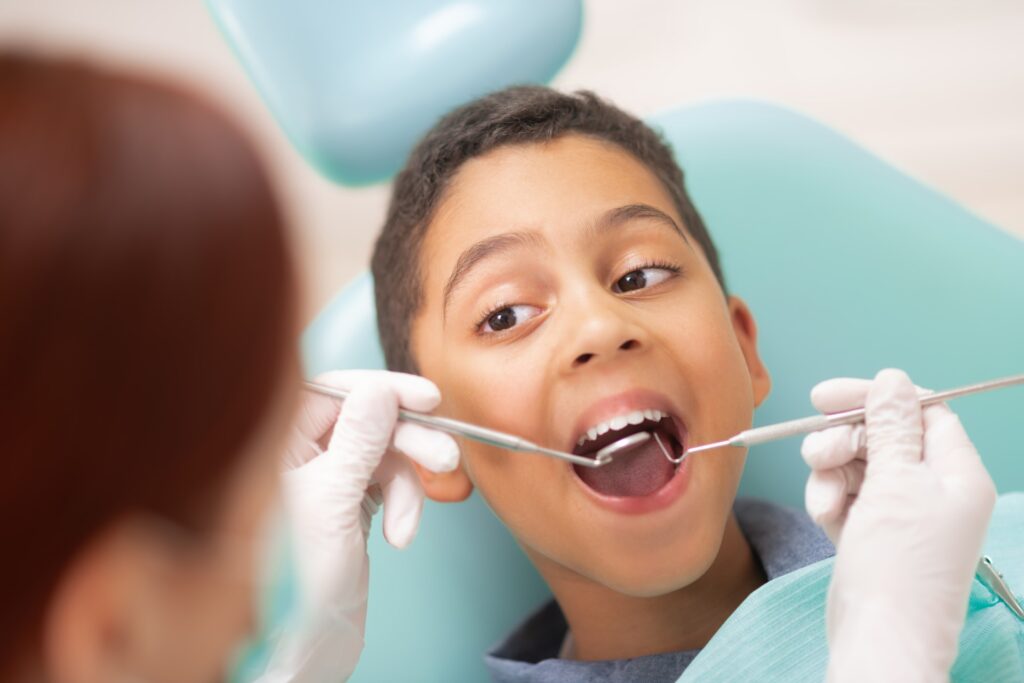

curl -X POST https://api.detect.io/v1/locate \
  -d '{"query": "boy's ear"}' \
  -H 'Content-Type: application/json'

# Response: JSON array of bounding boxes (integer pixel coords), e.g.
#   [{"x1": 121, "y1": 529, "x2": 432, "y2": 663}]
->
[
  {"x1": 727, "y1": 296, "x2": 771, "y2": 408},
  {"x1": 409, "y1": 457, "x2": 474, "y2": 503}
]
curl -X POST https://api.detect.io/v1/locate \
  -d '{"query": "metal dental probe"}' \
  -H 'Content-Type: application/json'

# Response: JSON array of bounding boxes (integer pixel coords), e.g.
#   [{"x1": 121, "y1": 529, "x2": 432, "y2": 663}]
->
[
  {"x1": 303, "y1": 380, "x2": 651, "y2": 468},
  {"x1": 668, "y1": 372, "x2": 1024, "y2": 463}
]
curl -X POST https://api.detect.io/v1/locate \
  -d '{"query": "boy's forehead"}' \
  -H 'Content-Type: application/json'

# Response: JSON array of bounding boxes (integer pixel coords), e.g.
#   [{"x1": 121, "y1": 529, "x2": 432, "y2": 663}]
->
[
  {"x1": 446, "y1": 135, "x2": 669, "y2": 219},
  {"x1": 421, "y1": 134, "x2": 684, "y2": 274}
]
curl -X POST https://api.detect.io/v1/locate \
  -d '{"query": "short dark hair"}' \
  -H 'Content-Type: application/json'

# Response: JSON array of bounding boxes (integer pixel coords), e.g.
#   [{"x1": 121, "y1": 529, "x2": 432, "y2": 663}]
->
[{"x1": 371, "y1": 86, "x2": 723, "y2": 373}]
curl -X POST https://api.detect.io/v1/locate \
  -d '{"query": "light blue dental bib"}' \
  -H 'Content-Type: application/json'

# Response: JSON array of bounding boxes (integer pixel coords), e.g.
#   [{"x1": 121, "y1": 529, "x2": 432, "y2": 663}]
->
[{"x1": 678, "y1": 493, "x2": 1024, "y2": 682}]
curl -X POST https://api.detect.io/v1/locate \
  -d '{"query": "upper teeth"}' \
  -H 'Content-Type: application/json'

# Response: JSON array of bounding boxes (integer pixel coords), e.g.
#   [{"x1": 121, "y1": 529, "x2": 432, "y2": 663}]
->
[{"x1": 577, "y1": 409, "x2": 667, "y2": 446}]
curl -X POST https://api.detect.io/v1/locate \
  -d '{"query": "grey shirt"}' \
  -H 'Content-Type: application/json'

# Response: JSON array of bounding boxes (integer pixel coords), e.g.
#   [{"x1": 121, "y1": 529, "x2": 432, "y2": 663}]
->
[{"x1": 484, "y1": 498, "x2": 835, "y2": 683}]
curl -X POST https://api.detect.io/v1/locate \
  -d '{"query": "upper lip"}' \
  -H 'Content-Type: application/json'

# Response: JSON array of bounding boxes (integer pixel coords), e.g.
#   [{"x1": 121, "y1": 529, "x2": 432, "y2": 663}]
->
[{"x1": 567, "y1": 389, "x2": 687, "y2": 456}]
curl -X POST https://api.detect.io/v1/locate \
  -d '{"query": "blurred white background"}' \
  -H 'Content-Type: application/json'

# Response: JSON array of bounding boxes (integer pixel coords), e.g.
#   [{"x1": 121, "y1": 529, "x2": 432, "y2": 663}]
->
[{"x1": 2, "y1": 0, "x2": 1022, "y2": 318}]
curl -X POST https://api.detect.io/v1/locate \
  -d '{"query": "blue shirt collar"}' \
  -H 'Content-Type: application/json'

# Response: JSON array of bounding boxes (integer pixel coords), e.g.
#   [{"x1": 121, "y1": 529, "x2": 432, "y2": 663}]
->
[{"x1": 484, "y1": 498, "x2": 835, "y2": 683}]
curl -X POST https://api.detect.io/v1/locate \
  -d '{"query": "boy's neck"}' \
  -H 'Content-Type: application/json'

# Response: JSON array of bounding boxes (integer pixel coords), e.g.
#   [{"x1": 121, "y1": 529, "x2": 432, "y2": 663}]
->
[{"x1": 532, "y1": 513, "x2": 764, "y2": 661}]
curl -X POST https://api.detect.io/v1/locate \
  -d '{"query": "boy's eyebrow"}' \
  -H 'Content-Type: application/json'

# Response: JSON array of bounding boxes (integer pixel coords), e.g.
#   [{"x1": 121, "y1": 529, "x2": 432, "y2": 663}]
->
[
  {"x1": 586, "y1": 203, "x2": 690, "y2": 244},
  {"x1": 442, "y1": 204, "x2": 688, "y2": 314},
  {"x1": 443, "y1": 231, "x2": 544, "y2": 314}
]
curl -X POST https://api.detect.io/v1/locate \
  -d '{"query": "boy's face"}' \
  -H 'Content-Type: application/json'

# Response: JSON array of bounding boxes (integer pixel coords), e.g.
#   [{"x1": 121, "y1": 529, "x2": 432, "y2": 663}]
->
[{"x1": 410, "y1": 135, "x2": 770, "y2": 596}]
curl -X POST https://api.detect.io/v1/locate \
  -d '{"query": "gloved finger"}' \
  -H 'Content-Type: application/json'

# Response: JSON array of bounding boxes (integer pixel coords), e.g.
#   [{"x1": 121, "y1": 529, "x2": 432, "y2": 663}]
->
[
  {"x1": 285, "y1": 371, "x2": 375, "y2": 465},
  {"x1": 805, "y1": 477, "x2": 851, "y2": 544},
  {"x1": 922, "y1": 403, "x2": 996, "y2": 500},
  {"x1": 921, "y1": 403, "x2": 976, "y2": 468},
  {"x1": 360, "y1": 485, "x2": 383, "y2": 537},
  {"x1": 801, "y1": 424, "x2": 865, "y2": 470},
  {"x1": 316, "y1": 369, "x2": 442, "y2": 413},
  {"x1": 864, "y1": 368, "x2": 924, "y2": 466},
  {"x1": 810, "y1": 376, "x2": 932, "y2": 414},
  {"x1": 287, "y1": 370, "x2": 442, "y2": 469},
  {"x1": 805, "y1": 468, "x2": 844, "y2": 526},
  {"x1": 821, "y1": 509, "x2": 848, "y2": 546},
  {"x1": 287, "y1": 388, "x2": 344, "y2": 463},
  {"x1": 805, "y1": 459, "x2": 865, "y2": 530},
  {"x1": 810, "y1": 377, "x2": 872, "y2": 413},
  {"x1": 392, "y1": 422, "x2": 460, "y2": 473},
  {"x1": 373, "y1": 453, "x2": 425, "y2": 549},
  {"x1": 920, "y1": 408, "x2": 996, "y2": 588},
  {"x1": 324, "y1": 380, "x2": 400, "y2": 496}
]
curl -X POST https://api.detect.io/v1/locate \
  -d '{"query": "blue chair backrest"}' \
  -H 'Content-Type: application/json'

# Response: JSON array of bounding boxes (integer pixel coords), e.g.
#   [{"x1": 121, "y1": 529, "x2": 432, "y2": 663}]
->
[{"x1": 301, "y1": 100, "x2": 1024, "y2": 681}]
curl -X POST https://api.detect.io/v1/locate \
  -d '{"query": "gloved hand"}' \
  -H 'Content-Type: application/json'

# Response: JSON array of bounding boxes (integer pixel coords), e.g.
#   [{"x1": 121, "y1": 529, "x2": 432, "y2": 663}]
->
[
  {"x1": 259, "y1": 370, "x2": 459, "y2": 683},
  {"x1": 801, "y1": 369, "x2": 996, "y2": 683}
]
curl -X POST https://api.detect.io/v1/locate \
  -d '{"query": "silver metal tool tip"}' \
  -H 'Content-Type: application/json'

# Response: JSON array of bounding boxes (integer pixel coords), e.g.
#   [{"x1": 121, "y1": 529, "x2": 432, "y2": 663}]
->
[
  {"x1": 681, "y1": 439, "x2": 732, "y2": 456},
  {"x1": 594, "y1": 431, "x2": 652, "y2": 464}
]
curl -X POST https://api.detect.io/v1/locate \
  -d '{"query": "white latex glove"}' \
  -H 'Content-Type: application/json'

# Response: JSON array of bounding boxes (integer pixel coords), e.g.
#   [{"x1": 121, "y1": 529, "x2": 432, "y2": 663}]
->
[
  {"x1": 801, "y1": 369, "x2": 996, "y2": 683},
  {"x1": 258, "y1": 370, "x2": 459, "y2": 683}
]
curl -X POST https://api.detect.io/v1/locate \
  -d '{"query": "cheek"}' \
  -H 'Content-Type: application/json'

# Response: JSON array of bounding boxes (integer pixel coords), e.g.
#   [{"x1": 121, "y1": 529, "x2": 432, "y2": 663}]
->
[
  {"x1": 690, "y1": 338, "x2": 755, "y2": 437},
  {"x1": 659, "y1": 288, "x2": 756, "y2": 437},
  {"x1": 692, "y1": 449, "x2": 747, "y2": 524},
  {"x1": 461, "y1": 443, "x2": 567, "y2": 533},
  {"x1": 437, "y1": 338, "x2": 551, "y2": 467},
  {"x1": 434, "y1": 343, "x2": 574, "y2": 545}
]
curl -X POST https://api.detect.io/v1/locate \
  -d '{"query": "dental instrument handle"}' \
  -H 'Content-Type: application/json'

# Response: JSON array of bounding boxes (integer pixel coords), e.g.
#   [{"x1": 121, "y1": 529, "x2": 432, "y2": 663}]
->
[
  {"x1": 303, "y1": 380, "x2": 608, "y2": 468},
  {"x1": 691, "y1": 372, "x2": 1024, "y2": 454},
  {"x1": 743, "y1": 371, "x2": 1024, "y2": 446},
  {"x1": 732, "y1": 414, "x2": 834, "y2": 447}
]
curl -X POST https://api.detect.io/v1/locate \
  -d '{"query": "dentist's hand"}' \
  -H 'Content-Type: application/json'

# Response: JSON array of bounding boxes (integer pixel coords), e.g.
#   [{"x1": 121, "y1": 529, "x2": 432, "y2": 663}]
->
[
  {"x1": 261, "y1": 371, "x2": 459, "y2": 682},
  {"x1": 802, "y1": 369, "x2": 996, "y2": 683}
]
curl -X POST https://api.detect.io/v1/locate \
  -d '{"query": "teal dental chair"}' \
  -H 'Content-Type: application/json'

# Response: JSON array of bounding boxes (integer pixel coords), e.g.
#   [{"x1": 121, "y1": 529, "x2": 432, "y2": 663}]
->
[{"x1": 301, "y1": 100, "x2": 1024, "y2": 681}]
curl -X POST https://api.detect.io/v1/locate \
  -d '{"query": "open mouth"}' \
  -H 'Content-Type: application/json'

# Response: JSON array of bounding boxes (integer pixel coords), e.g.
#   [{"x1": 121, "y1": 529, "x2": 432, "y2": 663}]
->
[{"x1": 571, "y1": 410, "x2": 686, "y2": 498}]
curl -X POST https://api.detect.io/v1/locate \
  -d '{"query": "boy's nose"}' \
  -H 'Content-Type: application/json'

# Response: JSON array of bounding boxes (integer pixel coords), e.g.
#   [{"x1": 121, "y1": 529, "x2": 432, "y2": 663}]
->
[
  {"x1": 573, "y1": 337, "x2": 641, "y2": 368},
  {"x1": 560, "y1": 301, "x2": 647, "y2": 372}
]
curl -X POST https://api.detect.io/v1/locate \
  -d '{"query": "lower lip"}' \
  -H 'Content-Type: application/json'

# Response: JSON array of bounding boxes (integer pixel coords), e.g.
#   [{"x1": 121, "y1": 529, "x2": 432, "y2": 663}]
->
[{"x1": 571, "y1": 455, "x2": 692, "y2": 515}]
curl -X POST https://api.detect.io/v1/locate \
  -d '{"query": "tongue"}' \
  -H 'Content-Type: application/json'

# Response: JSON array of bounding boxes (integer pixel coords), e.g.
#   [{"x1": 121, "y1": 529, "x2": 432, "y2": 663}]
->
[{"x1": 575, "y1": 433, "x2": 676, "y2": 497}]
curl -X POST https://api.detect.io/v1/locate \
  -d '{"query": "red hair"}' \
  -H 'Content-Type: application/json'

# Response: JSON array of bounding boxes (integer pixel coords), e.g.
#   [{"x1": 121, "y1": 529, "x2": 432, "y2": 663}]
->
[{"x1": 0, "y1": 54, "x2": 297, "y2": 672}]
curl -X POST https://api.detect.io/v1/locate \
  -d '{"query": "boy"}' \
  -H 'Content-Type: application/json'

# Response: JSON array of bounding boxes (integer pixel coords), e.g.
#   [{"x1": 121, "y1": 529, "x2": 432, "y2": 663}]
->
[{"x1": 370, "y1": 86, "x2": 833, "y2": 681}]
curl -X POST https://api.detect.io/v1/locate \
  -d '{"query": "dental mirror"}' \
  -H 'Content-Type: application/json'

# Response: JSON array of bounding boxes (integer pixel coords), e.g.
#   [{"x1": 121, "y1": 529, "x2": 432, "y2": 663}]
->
[{"x1": 594, "y1": 431, "x2": 652, "y2": 464}]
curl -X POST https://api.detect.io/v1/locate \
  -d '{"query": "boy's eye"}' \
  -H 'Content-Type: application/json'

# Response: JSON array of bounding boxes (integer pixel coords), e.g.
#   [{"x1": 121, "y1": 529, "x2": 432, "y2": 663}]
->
[
  {"x1": 613, "y1": 267, "x2": 675, "y2": 293},
  {"x1": 481, "y1": 304, "x2": 541, "y2": 333}
]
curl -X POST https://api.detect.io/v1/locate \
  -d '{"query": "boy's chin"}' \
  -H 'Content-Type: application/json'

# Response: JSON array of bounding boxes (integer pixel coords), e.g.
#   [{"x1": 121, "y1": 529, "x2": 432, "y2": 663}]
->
[
  {"x1": 584, "y1": 558, "x2": 719, "y2": 599},
  {"x1": 561, "y1": 520, "x2": 730, "y2": 598}
]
